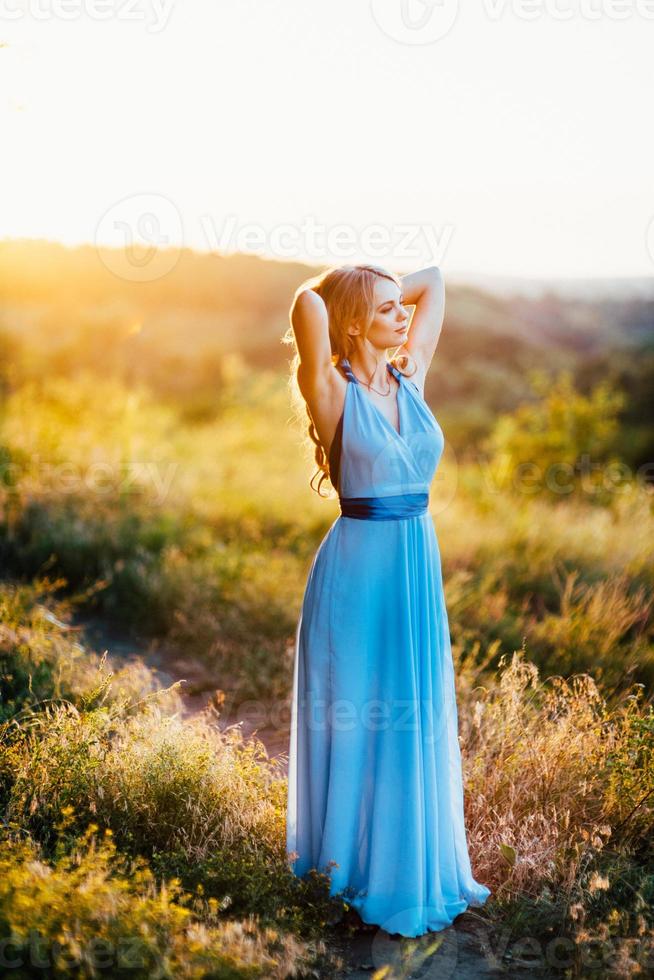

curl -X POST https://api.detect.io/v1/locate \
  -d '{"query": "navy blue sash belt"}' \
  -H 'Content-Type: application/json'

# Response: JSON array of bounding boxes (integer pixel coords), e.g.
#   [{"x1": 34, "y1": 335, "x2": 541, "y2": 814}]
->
[{"x1": 339, "y1": 492, "x2": 429, "y2": 521}]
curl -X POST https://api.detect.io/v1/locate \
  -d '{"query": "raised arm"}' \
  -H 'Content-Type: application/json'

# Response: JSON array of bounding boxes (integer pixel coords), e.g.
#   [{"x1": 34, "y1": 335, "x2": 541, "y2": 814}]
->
[
  {"x1": 396, "y1": 266, "x2": 445, "y2": 392},
  {"x1": 289, "y1": 288, "x2": 334, "y2": 400}
]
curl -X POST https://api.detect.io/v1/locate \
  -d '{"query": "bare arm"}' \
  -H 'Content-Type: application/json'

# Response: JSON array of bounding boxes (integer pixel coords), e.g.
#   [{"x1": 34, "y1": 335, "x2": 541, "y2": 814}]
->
[
  {"x1": 396, "y1": 266, "x2": 445, "y2": 392},
  {"x1": 289, "y1": 288, "x2": 337, "y2": 404}
]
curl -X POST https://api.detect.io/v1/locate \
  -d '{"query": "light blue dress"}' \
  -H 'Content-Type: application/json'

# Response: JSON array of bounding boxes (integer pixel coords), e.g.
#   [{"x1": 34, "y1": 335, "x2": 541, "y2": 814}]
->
[{"x1": 286, "y1": 356, "x2": 490, "y2": 937}]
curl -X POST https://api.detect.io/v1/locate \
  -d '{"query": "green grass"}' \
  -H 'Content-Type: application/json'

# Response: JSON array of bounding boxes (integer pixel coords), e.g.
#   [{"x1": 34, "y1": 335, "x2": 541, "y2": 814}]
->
[{"x1": 0, "y1": 361, "x2": 653, "y2": 976}]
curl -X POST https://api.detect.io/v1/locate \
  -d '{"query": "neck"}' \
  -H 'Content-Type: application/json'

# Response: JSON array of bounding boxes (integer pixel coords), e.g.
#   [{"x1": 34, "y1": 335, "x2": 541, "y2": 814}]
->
[{"x1": 348, "y1": 351, "x2": 390, "y2": 390}]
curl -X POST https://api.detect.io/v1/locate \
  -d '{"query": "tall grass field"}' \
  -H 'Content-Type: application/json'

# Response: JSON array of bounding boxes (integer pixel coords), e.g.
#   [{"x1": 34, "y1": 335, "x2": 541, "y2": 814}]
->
[{"x1": 1, "y1": 242, "x2": 653, "y2": 978}]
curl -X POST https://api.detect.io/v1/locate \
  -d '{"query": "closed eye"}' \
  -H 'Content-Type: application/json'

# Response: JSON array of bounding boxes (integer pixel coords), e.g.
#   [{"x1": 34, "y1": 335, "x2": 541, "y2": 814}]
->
[{"x1": 380, "y1": 297, "x2": 405, "y2": 312}]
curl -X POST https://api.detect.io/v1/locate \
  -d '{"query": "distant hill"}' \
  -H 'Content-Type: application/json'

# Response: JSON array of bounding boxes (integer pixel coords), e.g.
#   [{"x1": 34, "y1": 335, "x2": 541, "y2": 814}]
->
[
  {"x1": 447, "y1": 272, "x2": 654, "y2": 303},
  {"x1": 0, "y1": 238, "x2": 652, "y2": 468},
  {"x1": 1, "y1": 239, "x2": 651, "y2": 367}
]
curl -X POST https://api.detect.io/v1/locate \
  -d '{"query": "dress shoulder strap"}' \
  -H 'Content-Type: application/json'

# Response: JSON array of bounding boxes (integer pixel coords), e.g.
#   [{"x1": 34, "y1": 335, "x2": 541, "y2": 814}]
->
[
  {"x1": 341, "y1": 358, "x2": 403, "y2": 384},
  {"x1": 339, "y1": 358, "x2": 358, "y2": 384},
  {"x1": 386, "y1": 361, "x2": 403, "y2": 383}
]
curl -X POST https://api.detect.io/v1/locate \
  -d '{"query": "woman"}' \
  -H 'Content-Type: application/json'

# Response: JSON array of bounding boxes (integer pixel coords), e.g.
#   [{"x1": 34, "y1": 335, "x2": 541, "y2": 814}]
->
[{"x1": 283, "y1": 263, "x2": 490, "y2": 938}]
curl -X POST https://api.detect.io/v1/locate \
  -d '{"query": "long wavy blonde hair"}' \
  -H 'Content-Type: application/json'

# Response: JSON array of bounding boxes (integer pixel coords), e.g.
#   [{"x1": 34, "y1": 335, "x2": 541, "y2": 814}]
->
[{"x1": 281, "y1": 263, "x2": 418, "y2": 497}]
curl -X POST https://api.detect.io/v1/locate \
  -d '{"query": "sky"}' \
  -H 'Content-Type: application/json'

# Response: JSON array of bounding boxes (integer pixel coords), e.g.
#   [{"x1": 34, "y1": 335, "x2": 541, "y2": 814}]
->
[{"x1": 1, "y1": 0, "x2": 653, "y2": 278}]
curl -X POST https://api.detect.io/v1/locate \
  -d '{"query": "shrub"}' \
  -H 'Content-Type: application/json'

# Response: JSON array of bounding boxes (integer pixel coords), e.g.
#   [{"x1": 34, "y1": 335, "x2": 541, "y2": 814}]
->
[
  {"x1": 0, "y1": 824, "x2": 332, "y2": 979},
  {"x1": 483, "y1": 370, "x2": 626, "y2": 505}
]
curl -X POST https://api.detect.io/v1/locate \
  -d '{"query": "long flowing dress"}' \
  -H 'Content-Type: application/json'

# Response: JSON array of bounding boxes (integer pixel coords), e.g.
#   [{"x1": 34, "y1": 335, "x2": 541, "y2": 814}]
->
[{"x1": 286, "y1": 356, "x2": 490, "y2": 938}]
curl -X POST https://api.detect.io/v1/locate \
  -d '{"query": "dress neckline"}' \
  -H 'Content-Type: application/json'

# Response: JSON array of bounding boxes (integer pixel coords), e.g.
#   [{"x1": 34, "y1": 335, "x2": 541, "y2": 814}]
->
[{"x1": 340, "y1": 357, "x2": 404, "y2": 439}]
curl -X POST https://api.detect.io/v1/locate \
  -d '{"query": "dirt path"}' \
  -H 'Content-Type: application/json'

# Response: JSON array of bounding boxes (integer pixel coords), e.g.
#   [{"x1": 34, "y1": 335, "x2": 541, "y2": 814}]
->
[
  {"x1": 73, "y1": 613, "x2": 556, "y2": 979},
  {"x1": 75, "y1": 611, "x2": 291, "y2": 765}
]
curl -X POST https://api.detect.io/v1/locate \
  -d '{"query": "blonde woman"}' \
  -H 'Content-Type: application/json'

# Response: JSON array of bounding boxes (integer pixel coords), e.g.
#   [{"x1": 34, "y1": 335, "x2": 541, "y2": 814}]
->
[{"x1": 284, "y1": 264, "x2": 490, "y2": 937}]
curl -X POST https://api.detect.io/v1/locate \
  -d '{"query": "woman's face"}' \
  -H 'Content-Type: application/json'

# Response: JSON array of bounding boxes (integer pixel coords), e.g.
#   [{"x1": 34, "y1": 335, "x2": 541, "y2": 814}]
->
[{"x1": 354, "y1": 277, "x2": 409, "y2": 351}]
